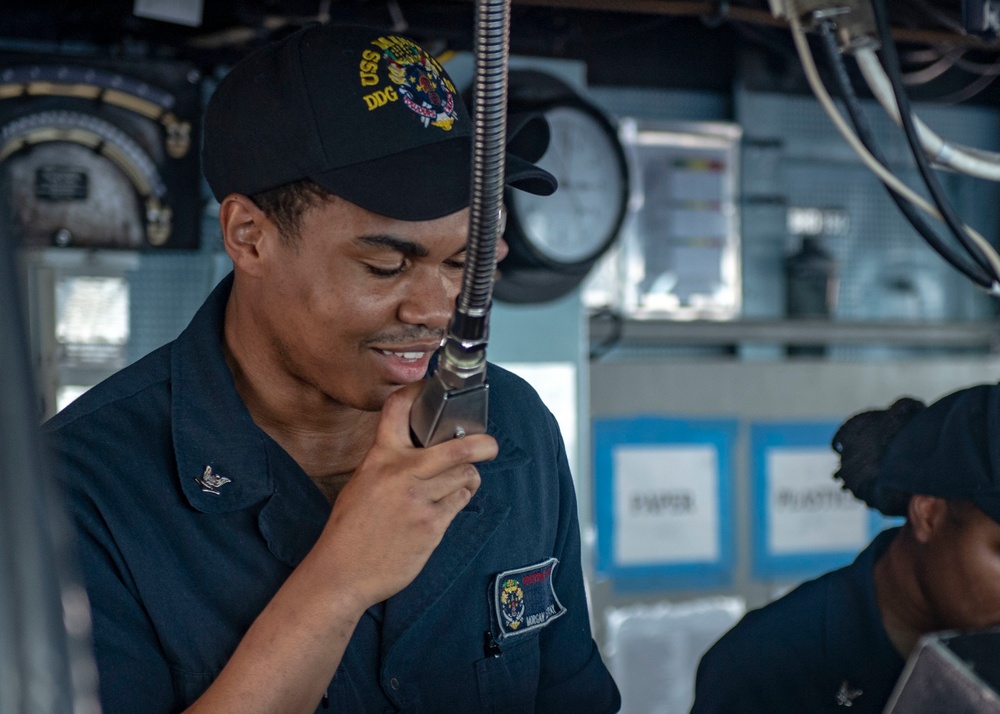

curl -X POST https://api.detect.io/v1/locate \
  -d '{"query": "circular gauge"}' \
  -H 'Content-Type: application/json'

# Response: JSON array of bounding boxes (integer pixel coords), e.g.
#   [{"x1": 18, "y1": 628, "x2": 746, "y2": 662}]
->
[
  {"x1": 0, "y1": 109, "x2": 171, "y2": 247},
  {"x1": 495, "y1": 70, "x2": 630, "y2": 304},
  {"x1": 506, "y1": 104, "x2": 628, "y2": 268}
]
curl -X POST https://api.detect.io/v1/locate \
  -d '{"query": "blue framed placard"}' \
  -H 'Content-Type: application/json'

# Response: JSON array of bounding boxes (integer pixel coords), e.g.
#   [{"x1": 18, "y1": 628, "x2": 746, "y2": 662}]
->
[
  {"x1": 750, "y1": 422, "x2": 894, "y2": 579},
  {"x1": 594, "y1": 416, "x2": 737, "y2": 590}
]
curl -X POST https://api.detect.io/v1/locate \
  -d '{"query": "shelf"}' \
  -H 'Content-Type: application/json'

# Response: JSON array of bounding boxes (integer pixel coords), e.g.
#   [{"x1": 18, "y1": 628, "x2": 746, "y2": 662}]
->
[{"x1": 588, "y1": 316, "x2": 1000, "y2": 351}]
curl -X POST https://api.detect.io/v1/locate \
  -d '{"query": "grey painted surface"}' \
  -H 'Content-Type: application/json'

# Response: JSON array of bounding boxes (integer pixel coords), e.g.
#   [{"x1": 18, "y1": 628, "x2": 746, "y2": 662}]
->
[{"x1": 590, "y1": 358, "x2": 1000, "y2": 420}]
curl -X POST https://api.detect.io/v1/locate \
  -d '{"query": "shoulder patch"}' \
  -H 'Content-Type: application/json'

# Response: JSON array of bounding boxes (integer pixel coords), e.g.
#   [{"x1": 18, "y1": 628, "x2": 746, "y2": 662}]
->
[{"x1": 493, "y1": 558, "x2": 566, "y2": 638}]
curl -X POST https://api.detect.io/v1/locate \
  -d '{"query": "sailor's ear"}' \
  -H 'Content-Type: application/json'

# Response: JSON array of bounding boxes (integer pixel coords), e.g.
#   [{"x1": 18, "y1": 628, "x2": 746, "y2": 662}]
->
[{"x1": 219, "y1": 194, "x2": 279, "y2": 277}]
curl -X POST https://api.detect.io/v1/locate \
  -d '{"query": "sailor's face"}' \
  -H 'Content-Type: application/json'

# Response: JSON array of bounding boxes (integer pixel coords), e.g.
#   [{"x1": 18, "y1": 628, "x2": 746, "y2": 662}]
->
[
  {"x1": 261, "y1": 198, "x2": 476, "y2": 412},
  {"x1": 921, "y1": 502, "x2": 1000, "y2": 631}
]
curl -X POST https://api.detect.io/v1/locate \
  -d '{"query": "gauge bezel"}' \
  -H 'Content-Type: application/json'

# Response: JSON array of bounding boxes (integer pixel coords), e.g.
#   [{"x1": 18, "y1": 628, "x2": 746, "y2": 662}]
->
[{"x1": 503, "y1": 96, "x2": 630, "y2": 272}]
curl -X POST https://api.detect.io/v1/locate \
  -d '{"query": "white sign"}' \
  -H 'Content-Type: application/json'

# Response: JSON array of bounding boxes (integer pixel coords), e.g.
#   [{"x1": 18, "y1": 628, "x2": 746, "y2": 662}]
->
[
  {"x1": 766, "y1": 448, "x2": 869, "y2": 555},
  {"x1": 613, "y1": 445, "x2": 720, "y2": 566}
]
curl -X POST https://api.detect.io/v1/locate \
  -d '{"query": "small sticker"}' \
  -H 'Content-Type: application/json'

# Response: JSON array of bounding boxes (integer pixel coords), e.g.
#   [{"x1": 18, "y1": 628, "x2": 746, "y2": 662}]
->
[{"x1": 493, "y1": 558, "x2": 566, "y2": 638}]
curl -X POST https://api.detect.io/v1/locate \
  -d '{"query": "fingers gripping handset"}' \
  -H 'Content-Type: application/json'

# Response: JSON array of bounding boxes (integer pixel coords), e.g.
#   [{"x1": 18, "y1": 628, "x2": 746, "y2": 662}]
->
[{"x1": 322, "y1": 382, "x2": 498, "y2": 610}]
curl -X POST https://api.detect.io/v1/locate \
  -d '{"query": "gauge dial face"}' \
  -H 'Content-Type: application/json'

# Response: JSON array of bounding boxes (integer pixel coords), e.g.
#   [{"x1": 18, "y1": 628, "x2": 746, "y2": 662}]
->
[
  {"x1": 0, "y1": 110, "x2": 167, "y2": 248},
  {"x1": 507, "y1": 105, "x2": 627, "y2": 265}
]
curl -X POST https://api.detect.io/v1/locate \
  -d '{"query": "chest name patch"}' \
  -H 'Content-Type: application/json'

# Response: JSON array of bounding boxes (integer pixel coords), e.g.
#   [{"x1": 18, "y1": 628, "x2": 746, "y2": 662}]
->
[{"x1": 493, "y1": 557, "x2": 566, "y2": 638}]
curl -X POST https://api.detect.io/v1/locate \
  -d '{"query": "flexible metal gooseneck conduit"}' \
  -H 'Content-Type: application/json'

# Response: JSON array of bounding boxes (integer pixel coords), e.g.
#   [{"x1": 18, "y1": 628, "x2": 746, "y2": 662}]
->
[
  {"x1": 456, "y1": 0, "x2": 510, "y2": 328},
  {"x1": 409, "y1": 0, "x2": 511, "y2": 447}
]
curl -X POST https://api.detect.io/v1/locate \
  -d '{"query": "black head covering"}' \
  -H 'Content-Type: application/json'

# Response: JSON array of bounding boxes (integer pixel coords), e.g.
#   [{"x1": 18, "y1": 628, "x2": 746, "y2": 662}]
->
[
  {"x1": 832, "y1": 383, "x2": 1000, "y2": 524},
  {"x1": 202, "y1": 23, "x2": 556, "y2": 219}
]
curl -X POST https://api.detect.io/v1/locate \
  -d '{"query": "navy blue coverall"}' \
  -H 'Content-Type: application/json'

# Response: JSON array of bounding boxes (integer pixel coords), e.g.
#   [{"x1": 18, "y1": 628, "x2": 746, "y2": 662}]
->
[
  {"x1": 691, "y1": 528, "x2": 904, "y2": 713},
  {"x1": 44, "y1": 274, "x2": 621, "y2": 714}
]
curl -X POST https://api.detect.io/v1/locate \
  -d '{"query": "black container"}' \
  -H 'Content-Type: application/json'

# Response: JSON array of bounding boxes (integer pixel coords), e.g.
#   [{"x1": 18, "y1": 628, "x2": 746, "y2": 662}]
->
[
  {"x1": 785, "y1": 236, "x2": 838, "y2": 356},
  {"x1": 786, "y1": 236, "x2": 838, "y2": 317}
]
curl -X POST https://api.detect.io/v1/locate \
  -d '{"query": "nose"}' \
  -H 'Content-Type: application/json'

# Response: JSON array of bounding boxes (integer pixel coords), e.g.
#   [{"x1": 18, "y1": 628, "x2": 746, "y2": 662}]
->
[{"x1": 398, "y1": 266, "x2": 456, "y2": 331}]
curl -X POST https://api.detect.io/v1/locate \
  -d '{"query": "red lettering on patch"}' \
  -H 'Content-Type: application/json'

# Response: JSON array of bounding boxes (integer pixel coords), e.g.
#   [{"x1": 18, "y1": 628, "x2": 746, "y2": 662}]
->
[{"x1": 522, "y1": 567, "x2": 551, "y2": 585}]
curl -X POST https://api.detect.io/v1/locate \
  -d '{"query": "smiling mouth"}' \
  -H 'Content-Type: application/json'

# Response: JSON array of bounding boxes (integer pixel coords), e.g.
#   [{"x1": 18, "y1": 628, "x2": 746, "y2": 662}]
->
[{"x1": 378, "y1": 349, "x2": 429, "y2": 360}]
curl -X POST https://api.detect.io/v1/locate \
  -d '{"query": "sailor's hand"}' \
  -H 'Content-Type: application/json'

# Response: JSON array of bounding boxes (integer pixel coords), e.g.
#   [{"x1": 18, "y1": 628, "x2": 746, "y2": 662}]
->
[{"x1": 317, "y1": 381, "x2": 497, "y2": 611}]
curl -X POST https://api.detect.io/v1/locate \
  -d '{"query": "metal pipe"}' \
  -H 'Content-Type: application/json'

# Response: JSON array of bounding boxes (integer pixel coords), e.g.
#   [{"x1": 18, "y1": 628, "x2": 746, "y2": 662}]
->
[
  {"x1": 0, "y1": 232, "x2": 101, "y2": 710},
  {"x1": 588, "y1": 316, "x2": 1000, "y2": 351}
]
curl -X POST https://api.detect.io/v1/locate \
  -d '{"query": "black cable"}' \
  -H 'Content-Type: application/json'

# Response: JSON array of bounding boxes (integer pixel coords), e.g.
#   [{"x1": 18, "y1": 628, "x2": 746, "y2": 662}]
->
[
  {"x1": 871, "y1": 0, "x2": 999, "y2": 282},
  {"x1": 815, "y1": 22, "x2": 994, "y2": 289}
]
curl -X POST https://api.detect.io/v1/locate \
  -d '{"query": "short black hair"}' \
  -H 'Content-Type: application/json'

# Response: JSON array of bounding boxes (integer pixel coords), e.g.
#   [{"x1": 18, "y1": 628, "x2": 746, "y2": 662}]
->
[
  {"x1": 250, "y1": 180, "x2": 336, "y2": 246},
  {"x1": 944, "y1": 499, "x2": 979, "y2": 528}
]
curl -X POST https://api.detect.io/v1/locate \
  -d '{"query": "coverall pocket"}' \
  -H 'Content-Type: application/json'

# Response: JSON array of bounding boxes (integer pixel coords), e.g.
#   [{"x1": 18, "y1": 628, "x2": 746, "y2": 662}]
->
[{"x1": 474, "y1": 631, "x2": 541, "y2": 713}]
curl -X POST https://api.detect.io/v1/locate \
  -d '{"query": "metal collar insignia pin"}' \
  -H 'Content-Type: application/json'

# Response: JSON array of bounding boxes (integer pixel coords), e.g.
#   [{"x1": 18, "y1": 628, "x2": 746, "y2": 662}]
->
[
  {"x1": 836, "y1": 681, "x2": 862, "y2": 707},
  {"x1": 195, "y1": 465, "x2": 231, "y2": 495}
]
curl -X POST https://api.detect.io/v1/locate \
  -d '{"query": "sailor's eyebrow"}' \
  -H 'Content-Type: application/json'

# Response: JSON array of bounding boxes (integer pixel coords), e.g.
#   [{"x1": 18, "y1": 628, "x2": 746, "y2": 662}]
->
[{"x1": 355, "y1": 234, "x2": 430, "y2": 258}]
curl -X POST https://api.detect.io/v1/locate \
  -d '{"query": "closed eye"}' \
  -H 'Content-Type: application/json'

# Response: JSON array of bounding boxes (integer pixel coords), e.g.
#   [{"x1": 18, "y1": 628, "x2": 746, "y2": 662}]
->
[
  {"x1": 357, "y1": 234, "x2": 425, "y2": 278},
  {"x1": 366, "y1": 260, "x2": 408, "y2": 277},
  {"x1": 444, "y1": 249, "x2": 468, "y2": 271}
]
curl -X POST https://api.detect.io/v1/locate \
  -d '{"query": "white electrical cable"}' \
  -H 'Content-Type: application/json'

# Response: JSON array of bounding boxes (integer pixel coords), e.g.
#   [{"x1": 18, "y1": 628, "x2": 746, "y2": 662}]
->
[
  {"x1": 855, "y1": 46, "x2": 1000, "y2": 181},
  {"x1": 788, "y1": 15, "x2": 1000, "y2": 290}
]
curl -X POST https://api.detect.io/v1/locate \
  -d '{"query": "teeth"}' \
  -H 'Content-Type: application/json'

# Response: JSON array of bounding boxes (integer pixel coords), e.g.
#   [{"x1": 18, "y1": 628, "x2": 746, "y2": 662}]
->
[{"x1": 380, "y1": 350, "x2": 426, "y2": 359}]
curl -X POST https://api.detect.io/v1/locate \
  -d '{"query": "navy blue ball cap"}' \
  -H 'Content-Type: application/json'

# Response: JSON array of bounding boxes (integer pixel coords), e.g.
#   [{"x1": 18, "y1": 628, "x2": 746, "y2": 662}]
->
[
  {"x1": 879, "y1": 383, "x2": 1000, "y2": 524},
  {"x1": 202, "y1": 23, "x2": 556, "y2": 221}
]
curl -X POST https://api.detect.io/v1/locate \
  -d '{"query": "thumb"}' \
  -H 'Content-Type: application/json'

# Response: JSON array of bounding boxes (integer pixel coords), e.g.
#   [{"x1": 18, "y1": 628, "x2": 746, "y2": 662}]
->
[{"x1": 377, "y1": 381, "x2": 426, "y2": 445}]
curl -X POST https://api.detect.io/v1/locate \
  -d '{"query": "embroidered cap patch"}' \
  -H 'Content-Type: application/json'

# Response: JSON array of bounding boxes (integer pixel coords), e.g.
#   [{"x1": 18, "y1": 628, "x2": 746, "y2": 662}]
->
[
  {"x1": 359, "y1": 35, "x2": 459, "y2": 131},
  {"x1": 493, "y1": 557, "x2": 566, "y2": 638}
]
